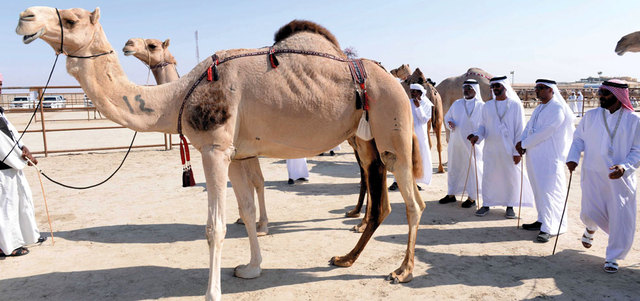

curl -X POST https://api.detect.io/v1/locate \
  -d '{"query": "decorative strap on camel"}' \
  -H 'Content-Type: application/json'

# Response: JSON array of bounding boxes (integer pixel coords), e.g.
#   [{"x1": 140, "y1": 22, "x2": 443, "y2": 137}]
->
[
  {"x1": 179, "y1": 134, "x2": 196, "y2": 187},
  {"x1": 347, "y1": 59, "x2": 369, "y2": 112}
]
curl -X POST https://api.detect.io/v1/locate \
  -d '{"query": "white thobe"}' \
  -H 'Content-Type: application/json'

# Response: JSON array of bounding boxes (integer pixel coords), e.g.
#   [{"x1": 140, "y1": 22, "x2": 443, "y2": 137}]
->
[
  {"x1": 520, "y1": 99, "x2": 574, "y2": 235},
  {"x1": 0, "y1": 112, "x2": 40, "y2": 255},
  {"x1": 567, "y1": 107, "x2": 640, "y2": 261},
  {"x1": 474, "y1": 98, "x2": 534, "y2": 207},
  {"x1": 286, "y1": 158, "x2": 309, "y2": 180},
  {"x1": 444, "y1": 97, "x2": 484, "y2": 199},
  {"x1": 411, "y1": 98, "x2": 433, "y2": 185},
  {"x1": 576, "y1": 94, "x2": 584, "y2": 117},
  {"x1": 568, "y1": 95, "x2": 578, "y2": 114}
]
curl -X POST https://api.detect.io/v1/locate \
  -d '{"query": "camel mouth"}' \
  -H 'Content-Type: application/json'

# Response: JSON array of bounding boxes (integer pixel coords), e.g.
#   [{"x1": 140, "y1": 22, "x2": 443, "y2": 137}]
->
[
  {"x1": 616, "y1": 49, "x2": 626, "y2": 56},
  {"x1": 123, "y1": 50, "x2": 136, "y2": 56},
  {"x1": 22, "y1": 28, "x2": 44, "y2": 44}
]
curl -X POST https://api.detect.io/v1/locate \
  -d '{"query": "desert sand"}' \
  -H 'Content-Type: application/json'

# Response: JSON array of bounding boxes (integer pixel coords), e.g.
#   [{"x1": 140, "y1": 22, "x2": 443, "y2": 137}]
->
[{"x1": 0, "y1": 110, "x2": 639, "y2": 300}]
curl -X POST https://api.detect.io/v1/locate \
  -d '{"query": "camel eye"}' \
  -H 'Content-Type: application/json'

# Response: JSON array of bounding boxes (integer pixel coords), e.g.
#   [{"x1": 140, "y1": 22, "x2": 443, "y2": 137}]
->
[
  {"x1": 148, "y1": 44, "x2": 157, "y2": 50},
  {"x1": 65, "y1": 19, "x2": 76, "y2": 25}
]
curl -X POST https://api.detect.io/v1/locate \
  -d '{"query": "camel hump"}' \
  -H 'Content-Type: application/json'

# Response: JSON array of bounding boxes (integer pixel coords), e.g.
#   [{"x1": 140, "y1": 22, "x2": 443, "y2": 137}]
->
[{"x1": 274, "y1": 20, "x2": 341, "y2": 48}]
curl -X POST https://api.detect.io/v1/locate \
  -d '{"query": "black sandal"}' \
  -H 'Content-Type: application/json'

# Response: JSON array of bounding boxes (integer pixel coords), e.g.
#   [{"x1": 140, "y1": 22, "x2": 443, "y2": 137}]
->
[{"x1": 1, "y1": 247, "x2": 30, "y2": 257}]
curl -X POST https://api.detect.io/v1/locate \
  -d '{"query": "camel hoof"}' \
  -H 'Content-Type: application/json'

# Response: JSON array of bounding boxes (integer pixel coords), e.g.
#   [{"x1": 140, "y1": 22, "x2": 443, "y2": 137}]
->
[
  {"x1": 257, "y1": 222, "x2": 268, "y2": 237},
  {"x1": 345, "y1": 211, "x2": 361, "y2": 218},
  {"x1": 234, "y1": 264, "x2": 261, "y2": 279},
  {"x1": 352, "y1": 222, "x2": 366, "y2": 233},
  {"x1": 235, "y1": 218, "x2": 245, "y2": 225},
  {"x1": 330, "y1": 256, "x2": 353, "y2": 267},
  {"x1": 437, "y1": 167, "x2": 445, "y2": 173}
]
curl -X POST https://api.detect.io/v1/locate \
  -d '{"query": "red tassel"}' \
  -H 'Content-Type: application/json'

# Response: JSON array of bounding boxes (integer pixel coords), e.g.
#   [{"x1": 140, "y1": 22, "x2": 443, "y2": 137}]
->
[
  {"x1": 207, "y1": 66, "x2": 213, "y2": 81},
  {"x1": 179, "y1": 135, "x2": 196, "y2": 187}
]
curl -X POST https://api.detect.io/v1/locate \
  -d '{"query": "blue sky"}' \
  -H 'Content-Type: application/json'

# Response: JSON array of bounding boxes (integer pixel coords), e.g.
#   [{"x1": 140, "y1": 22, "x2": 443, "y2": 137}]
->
[{"x1": 2, "y1": 1, "x2": 640, "y2": 87}]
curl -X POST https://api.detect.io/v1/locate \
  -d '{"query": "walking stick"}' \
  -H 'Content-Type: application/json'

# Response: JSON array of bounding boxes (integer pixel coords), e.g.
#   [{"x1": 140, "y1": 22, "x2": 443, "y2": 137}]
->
[
  {"x1": 459, "y1": 146, "x2": 473, "y2": 207},
  {"x1": 552, "y1": 171, "x2": 573, "y2": 255},
  {"x1": 473, "y1": 145, "x2": 480, "y2": 210},
  {"x1": 517, "y1": 158, "x2": 524, "y2": 229},
  {"x1": 26, "y1": 158, "x2": 54, "y2": 245}
]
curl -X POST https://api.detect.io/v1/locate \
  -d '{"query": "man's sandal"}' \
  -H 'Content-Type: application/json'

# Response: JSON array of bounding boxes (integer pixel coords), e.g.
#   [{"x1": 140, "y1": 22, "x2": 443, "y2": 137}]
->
[
  {"x1": 0, "y1": 247, "x2": 29, "y2": 257},
  {"x1": 581, "y1": 228, "x2": 595, "y2": 248},
  {"x1": 603, "y1": 261, "x2": 619, "y2": 273}
]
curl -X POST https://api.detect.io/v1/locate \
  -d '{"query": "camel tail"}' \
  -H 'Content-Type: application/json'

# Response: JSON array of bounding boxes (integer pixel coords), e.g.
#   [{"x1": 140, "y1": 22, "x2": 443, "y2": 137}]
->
[{"x1": 412, "y1": 134, "x2": 423, "y2": 179}]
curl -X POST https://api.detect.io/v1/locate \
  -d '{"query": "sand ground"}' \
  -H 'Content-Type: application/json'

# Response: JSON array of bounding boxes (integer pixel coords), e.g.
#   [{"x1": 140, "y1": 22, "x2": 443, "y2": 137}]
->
[{"x1": 0, "y1": 110, "x2": 639, "y2": 300}]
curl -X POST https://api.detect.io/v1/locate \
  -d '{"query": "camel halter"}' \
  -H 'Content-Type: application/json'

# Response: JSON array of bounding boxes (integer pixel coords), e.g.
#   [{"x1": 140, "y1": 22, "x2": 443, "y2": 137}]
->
[{"x1": 1, "y1": 8, "x2": 135, "y2": 190}]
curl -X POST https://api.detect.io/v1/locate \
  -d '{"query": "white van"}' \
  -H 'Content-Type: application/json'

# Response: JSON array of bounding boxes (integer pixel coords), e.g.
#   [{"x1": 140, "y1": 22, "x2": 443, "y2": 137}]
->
[
  {"x1": 10, "y1": 96, "x2": 36, "y2": 108},
  {"x1": 42, "y1": 95, "x2": 67, "y2": 108}
]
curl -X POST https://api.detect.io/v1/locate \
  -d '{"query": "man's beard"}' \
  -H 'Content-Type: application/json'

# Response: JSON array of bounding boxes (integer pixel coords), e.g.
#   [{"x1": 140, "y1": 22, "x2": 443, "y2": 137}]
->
[{"x1": 600, "y1": 96, "x2": 616, "y2": 108}]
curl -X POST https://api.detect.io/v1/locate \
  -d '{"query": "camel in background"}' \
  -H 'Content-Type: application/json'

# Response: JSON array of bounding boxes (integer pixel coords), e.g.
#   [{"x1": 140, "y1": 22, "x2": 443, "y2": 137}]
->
[
  {"x1": 123, "y1": 37, "x2": 271, "y2": 237},
  {"x1": 615, "y1": 30, "x2": 640, "y2": 55},
  {"x1": 435, "y1": 68, "x2": 492, "y2": 141},
  {"x1": 17, "y1": 7, "x2": 426, "y2": 300},
  {"x1": 390, "y1": 64, "x2": 445, "y2": 173}
]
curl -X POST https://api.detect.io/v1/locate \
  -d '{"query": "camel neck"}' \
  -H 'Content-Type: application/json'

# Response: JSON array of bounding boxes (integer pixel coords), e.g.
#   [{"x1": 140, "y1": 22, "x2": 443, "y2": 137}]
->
[
  {"x1": 65, "y1": 30, "x2": 186, "y2": 133},
  {"x1": 151, "y1": 64, "x2": 180, "y2": 85}
]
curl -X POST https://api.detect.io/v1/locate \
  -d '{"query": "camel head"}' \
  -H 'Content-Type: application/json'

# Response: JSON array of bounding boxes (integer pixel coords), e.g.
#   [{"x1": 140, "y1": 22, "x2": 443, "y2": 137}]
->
[
  {"x1": 16, "y1": 6, "x2": 102, "y2": 55},
  {"x1": 123, "y1": 38, "x2": 176, "y2": 67},
  {"x1": 390, "y1": 64, "x2": 412, "y2": 80},
  {"x1": 615, "y1": 31, "x2": 640, "y2": 55}
]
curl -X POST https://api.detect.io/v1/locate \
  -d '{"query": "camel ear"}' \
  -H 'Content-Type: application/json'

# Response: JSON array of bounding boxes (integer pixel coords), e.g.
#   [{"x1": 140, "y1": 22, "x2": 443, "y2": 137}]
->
[
  {"x1": 90, "y1": 7, "x2": 100, "y2": 24},
  {"x1": 163, "y1": 39, "x2": 170, "y2": 49}
]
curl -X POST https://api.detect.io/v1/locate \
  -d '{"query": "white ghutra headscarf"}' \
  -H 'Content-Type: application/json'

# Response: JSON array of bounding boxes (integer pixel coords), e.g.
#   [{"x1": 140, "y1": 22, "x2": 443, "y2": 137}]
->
[
  {"x1": 489, "y1": 76, "x2": 521, "y2": 103},
  {"x1": 409, "y1": 83, "x2": 434, "y2": 107},
  {"x1": 462, "y1": 79, "x2": 483, "y2": 102}
]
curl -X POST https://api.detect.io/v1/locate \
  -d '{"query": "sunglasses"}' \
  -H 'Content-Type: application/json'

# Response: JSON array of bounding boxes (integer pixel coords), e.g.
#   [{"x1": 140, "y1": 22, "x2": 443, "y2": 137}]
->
[
  {"x1": 490, "y1": 84, "x2": 502, "y2": 89},
  {"x1": 534, "y1": 85, "x2": 550, "y2": 91}
]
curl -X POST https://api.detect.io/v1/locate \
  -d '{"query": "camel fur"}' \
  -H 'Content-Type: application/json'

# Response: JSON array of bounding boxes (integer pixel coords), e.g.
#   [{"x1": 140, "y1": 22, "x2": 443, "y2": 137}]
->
[{"x1": 17, "y1": 7, "x2": 426, "y2": 301}]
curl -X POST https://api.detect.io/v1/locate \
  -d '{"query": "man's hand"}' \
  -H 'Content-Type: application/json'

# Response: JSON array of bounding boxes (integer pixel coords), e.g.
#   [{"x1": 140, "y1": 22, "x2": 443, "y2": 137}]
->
[
  {"x1": 448, "y1": 121, "x2": 455, "y2": 130},
  {"x1": 566, "y1": 161, "x2": 577, "y2": 172},
  {"x1": 513, "y1": 155, "x2": 521, "y2": 165},
  {"x1": 21, "y1": 146, "x2": 37, "y2": 166},
  {"x1": 609, "y1": 165, "x2": 625, "y2": 179},
  {"x1": 467, "y1": 134, "x2": 478, "y2": 145},
  {"x1": 515, "y1": 141, "x2": 526, "y2": 155}
]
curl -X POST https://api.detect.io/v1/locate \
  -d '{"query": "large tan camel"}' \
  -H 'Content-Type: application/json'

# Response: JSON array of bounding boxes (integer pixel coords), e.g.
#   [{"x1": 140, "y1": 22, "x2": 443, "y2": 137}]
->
[
  {"x1": 435, "y1": 68, "x2": 493, "y2": 141},
  {"x1": 122, "y1": 38, "x2": 270, "y2": 236},
  {"x1": 615, "y1": 30, "x2": 640, "y2": 55},
  {"x1": 17, "y1": 7, "x2": 426, "y2": 300},
  {"x1": 390, "y1": 64, "x2": 445, "y2": 173}
]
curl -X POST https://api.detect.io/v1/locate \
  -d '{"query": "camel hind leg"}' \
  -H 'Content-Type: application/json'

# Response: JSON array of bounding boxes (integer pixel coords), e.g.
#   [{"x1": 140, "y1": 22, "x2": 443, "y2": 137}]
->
[
  {"x1": 434, "y1": 119, "x2": 444, "y2": 173},
  {"x1": 331, "y1": 137, "x2": 390, "y2": 267},
  {"x1": 345, "y1": 137, "x2": 368, "y2": 224},
  {"x1": 233, "y1": 157, "x2": 268, "y2": 236}
]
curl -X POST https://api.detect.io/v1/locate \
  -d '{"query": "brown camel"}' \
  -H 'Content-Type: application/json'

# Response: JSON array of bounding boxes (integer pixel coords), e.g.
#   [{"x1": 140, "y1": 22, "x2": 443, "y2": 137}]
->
[
  {"x1": 615, "y1": 30, "x2": 640, "y2": 55},
  {"x1": 122, "y1": 37, "x2": 270, "y2": 236},
  {"x1": 390, "y1": 64, "x2": 445, "y2": 173},
  {"x1": 435, "y1": 68, "x2": 493, "y2": 141},
  {"x1": 17, "y1": 7, "x2": 426, "y2": 300}
]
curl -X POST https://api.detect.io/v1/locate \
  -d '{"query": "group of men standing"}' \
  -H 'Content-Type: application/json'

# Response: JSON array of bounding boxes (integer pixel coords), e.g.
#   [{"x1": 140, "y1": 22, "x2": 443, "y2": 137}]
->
[{"x1": 438, "y1": 76, "x2": 639, "y2": 274}]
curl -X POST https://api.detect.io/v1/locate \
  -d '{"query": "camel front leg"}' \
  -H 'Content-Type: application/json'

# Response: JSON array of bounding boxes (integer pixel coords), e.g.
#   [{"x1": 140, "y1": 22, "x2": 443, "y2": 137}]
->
[
  {"x1": 246, "y1": 157, "x2": 268, "y2": 236},
  {"x1": 228, "y1": 160, "x2": 263, "y2": 279},
  {"x1": 331, "y1": 138, "x2": 390, "y2": 267},
  {"x1": 202, "y1": 145, "x2": 232, "y2": 301},
  {"x1": 345, "y1": 138, "x2": 367, "y2": 219},
  {"x1": 435, "y1": 120, "x2": 444, "y2": 173}
]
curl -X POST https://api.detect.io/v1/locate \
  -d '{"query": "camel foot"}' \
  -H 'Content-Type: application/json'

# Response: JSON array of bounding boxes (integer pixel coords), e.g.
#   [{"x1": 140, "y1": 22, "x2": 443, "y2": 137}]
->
[
  {"x1": 329, "y1": 255, "x2": 354, "y2": 267},
  {"x1": 352, "y1": 222, "x2": 367, "y2": 233},
  {"x1": 345, "y1": 210, "x2": 361, "y2": 218},
  {"x1": 387, "y1": 267, "x2": 413, "y2": 283},
  {"x1": 234, "y1": 264, "x2": 262, "y2": 279},
  {"x1": 437, "y1": 166, "x2": 445, "y2": 173},
  {"x1": 235, "y1": 218, "x2": 245, "y2": 225},
  {"x1": 257, "y1": 221, "x2": 268, "y2": 237}
]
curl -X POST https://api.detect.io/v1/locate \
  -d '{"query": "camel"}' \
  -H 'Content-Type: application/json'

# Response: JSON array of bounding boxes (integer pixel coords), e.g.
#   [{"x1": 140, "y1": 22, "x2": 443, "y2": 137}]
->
[
  {"x1": 123, "y1": 38, "x2": 271, "y2": 236},
  {"x1": 615, "y1": 30, "x2": 640, "y2": 55},
  {"x1": 17, "y1": 7, "x2": 426, "y2": 300},
  {"x1": 435, "y1": 68, "x2": 493, "y2": 141},
  {"x1": 122, "y1": 38, "x2": 180, "y2": 84},
  {"x1": 390, "y1": 64, "x2": 445, "y2": 173}
]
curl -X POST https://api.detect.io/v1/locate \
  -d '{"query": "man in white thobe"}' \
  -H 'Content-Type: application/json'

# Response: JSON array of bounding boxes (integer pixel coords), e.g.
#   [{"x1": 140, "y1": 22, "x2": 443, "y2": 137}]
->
[
  {"x1": 576, "y1": 91, "x2": 584, "y2": 117},
  {"x1": 566, "y1": 79, "x2": 640, "y2": 273},
  {"x1": 568, "y1": 91, "x2": 578, "y2": 115},
  {"x1": 0, "y1": 106, "x2": 41, "y2": 257},
  {"x1": 286, "y1": 158, "x2": 309, "y2": 185},
  {"x1": 516, "y1": 79, "x2": 575, "y2": 243},
  {"x1": 468, "y1": 76, "x2": 534, "y2": 218},
  {"x1": 389, "y1": 83, "x2": 432, "y2": 191},
  {"x1": 439, "y1": 79, "x2": 484, "y2": 208}
]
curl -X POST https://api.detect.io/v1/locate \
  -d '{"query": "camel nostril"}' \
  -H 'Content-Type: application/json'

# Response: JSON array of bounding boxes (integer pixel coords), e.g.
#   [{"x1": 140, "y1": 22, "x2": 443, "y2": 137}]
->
[
  {"x1": 20, "y1": 14, "x2": 35, "y2": 21},
  {"x1": 125, "y1": 41, "x2": 134, "y2": 46}
]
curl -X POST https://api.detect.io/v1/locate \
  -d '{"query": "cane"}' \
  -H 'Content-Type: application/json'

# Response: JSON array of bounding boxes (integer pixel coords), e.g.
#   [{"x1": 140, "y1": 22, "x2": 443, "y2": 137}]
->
[
  {"x1": 459, "y1": 146, "x2": 473, "y2": 207},
  {"x1": 517, "y1": 158, "x2": 524, "y2": 229},
  {"x1": 552, "y1": 171, "x2": 573, "y2": 255},
  {"x1": 26, "y1": 157, "x2": 55, "y2": 245},
  {"x1": 473, "y1": 145, "x2": 480, "y2": 210}
]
